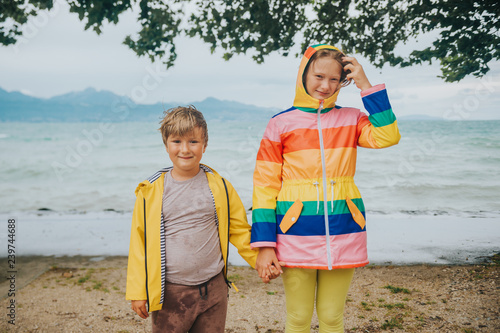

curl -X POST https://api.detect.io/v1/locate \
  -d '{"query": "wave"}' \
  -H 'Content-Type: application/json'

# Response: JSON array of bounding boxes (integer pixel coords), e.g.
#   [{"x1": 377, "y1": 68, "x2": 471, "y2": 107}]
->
[
  {"x1": 2, "y1": 120, "x2": 499, "y2": 216},
  {"x1": 8, "y1": 207, "x2": 499, "y2": 220},
  {"x1": 369, "y1": 209, "x2": 500, "y2": 218}
]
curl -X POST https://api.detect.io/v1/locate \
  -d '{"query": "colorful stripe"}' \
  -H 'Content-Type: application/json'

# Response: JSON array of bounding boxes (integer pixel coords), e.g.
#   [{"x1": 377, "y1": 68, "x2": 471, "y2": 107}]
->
[
  {"x1": 252, "y1": 208, "x2": 277, "y2": 223},
  {"x1": 252, "y1": 185, "x2": 280, "y2": 209},
  {"x1": 256, "y1": 140, "x2": 282, "y2": 163},
  {"x1": 277, "y1": 178, "x2": 362, "y2": 201},
  {"x1": 251, "y1": 218, "x2": 277, "y2": 243},
  {"x1": 369, "y1": 109, "x2": 397, "y2": 128},
  {"x1": 272, "y1": 107, "x2": 295, "y2": 119},
  {"x1": 295, "y1": 106, "x2": 334, "y2": 113},
  {"x1": 276, "y1": 212, "x2": 366, "y2": 236},
  {"x1": 276, "y1": 233, "x2": 368, "y2": 268},
  {"x1": 276, "y1": 198, "x2": 365, "y2": 216},
  {"x1": 370, "y1": 121, "x2": 400, "y2": 148},
  {"x1": 250, "y1": 241, "x2": 276, "y2": 248},
  {"x1": 270, "y1": 107, "x2": 363, "y2": 133},
  {"x1": 281, "y1": 125, "x2": 358, "y2": 153},
  {"x1": 361, "y1": 86, "x2": 392, "y2": 117},
  {"x1": 281, "y1": 148, "x2": 358, "y2": 179}
]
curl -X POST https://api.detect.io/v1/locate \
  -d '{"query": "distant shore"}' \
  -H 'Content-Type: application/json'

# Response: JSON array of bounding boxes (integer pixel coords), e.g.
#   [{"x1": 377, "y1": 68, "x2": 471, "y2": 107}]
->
[{"x1": 1, "y1": 255, "x2": 498, "y2": 332}]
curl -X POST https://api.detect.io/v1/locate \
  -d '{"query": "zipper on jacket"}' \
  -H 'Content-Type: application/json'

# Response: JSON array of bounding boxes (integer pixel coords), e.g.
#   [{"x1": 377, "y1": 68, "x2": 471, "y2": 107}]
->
[
  {"x1": 317, "y1": 101, "x2": 333, "y2": 270},
  {"x1": 221, "y1": 178, "x2": 230, "y2": 279},
  {"x1": 221, "y1": 178, "x2": 236, "y2": 290},
  {"x1": 143, "y1": 198, "x2": 150, "y2": 311},
  {"x1": 330, "y1": 180, "x2": 336, "y2": 213}
]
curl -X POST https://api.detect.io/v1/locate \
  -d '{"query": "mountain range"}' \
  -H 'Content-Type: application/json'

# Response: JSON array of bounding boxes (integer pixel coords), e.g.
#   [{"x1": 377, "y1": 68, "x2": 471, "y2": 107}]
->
[
  {"x1": 0, "y1": 87, "x2": 278, "y2": 122},
  {"x1": 0, "y1": 87, "x2": 442, "y2": 122}
]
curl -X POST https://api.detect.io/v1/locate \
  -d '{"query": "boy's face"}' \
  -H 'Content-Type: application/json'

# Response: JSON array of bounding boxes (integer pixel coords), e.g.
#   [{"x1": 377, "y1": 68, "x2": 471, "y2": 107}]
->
[
  {"x1": 305, "y1": 57, "x2": 343, "y2": 100},
  {"x1": 165, "y1": 127, "x2": 207, "y2": 181}
]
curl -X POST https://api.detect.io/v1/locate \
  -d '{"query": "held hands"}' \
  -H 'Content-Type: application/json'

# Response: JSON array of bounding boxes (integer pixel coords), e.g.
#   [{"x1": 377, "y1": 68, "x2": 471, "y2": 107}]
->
[
  {"x1": 256, "y1": 247, "x2": 284, "y2": 283},
  {"x1": 343, "y1": 56, "x2": 372, "y2": 91},
  {"x1": 131, "y1": 300, "x2": 149, "y2": 319}
]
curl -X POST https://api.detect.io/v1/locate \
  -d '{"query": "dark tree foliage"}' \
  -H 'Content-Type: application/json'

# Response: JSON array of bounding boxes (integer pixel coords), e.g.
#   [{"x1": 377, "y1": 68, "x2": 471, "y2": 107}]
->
[
  {"x1": 1, "y1": 0, "x2": 499, "y2": 82},
  {"x1": 0, "y1": 0, "x2": 54, "y2": 45}
]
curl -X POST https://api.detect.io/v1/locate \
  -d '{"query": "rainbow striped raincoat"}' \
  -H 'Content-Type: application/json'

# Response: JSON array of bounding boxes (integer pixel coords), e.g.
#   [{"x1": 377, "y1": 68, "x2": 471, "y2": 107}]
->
[{"x1": 250, "y1": 44, "x2": 401, "y2": 270}]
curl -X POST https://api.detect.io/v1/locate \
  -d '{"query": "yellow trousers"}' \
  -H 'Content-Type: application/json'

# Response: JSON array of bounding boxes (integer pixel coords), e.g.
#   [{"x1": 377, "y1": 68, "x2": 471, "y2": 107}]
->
[{"x1": 282, "y1": 267, "x2": 355, "y2": 333}]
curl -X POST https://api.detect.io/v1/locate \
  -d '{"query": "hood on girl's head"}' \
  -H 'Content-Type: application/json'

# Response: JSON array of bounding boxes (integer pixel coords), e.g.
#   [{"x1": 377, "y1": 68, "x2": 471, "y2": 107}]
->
[{"x1": 293, "y1": 44, "x2": 343, "y2": 111}]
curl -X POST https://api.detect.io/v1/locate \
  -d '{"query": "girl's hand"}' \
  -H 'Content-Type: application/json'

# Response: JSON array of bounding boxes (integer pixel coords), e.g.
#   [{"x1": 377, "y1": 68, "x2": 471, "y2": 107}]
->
[
  {"x1": 343, "y1": 56, "x2": 372, "y2": 91},
  {"x1": 131, "y1": 300, "x2": 149, "y2": 319},
  {"x1": 256, "y1": 247, "x2": 284, "y2": 283}
]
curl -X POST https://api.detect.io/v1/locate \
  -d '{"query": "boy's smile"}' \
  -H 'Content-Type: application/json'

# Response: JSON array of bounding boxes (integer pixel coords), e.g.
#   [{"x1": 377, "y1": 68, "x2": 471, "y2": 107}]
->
[{"x1": 165, "y1": 127, "x2": 207, "y2": 181}]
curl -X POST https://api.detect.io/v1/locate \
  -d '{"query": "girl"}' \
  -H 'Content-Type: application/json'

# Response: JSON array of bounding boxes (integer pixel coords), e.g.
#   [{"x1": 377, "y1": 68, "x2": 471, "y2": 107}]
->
[{"x1": 251, "y1": 44, "x2": 401, "y2": 332}]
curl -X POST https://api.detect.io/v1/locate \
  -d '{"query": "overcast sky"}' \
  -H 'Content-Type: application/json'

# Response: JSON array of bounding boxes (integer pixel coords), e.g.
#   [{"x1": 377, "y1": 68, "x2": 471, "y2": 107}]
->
[{"x1": 1, "y1": 2, "x2": 499, "y2": 120}]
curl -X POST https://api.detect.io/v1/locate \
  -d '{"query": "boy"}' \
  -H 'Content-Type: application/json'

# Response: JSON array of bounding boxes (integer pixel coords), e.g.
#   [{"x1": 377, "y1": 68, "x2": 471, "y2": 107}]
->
[{"x1": 126, "y1": 106, "x2": 259, "y2": 333}]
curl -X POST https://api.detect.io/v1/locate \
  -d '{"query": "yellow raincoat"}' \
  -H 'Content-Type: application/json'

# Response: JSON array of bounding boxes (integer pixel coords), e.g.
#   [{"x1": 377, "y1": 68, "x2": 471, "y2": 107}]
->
[{"x1": 126, "y1": 164, "x2": 257, "y2": 311}]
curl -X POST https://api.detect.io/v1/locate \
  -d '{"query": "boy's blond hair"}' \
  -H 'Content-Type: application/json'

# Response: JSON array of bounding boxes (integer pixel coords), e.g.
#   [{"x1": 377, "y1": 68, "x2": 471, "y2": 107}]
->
[{"x1": 159, "y1": 105, "x2": 208, "y2": 146}]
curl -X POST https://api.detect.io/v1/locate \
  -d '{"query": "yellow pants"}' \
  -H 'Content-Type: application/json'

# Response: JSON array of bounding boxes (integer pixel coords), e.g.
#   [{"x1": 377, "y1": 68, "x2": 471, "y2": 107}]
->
[{"x1": 282, "y1": 267, "x2": 355, "y2": 333}]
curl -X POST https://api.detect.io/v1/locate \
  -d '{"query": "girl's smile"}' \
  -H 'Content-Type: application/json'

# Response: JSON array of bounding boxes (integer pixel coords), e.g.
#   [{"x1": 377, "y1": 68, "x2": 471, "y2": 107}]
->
[{"x1": 305, "y1": 57, "x2": 343, "y2": 100}]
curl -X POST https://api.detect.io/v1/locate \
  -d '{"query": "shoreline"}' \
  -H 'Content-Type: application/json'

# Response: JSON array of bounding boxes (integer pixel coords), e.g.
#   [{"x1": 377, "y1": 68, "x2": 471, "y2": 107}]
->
[
  {"x1": 1, "y1": 255, "x2": 499, "y2": 332},
  {"x1": 3, "y1": 212, "x2": 500, "y2": 266}
]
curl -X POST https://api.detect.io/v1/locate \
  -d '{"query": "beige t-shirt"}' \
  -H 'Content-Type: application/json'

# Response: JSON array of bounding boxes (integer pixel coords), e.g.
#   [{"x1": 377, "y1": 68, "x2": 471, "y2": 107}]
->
[{"x1": 162, "y1": 168, "x2": 224, "y2": 285}]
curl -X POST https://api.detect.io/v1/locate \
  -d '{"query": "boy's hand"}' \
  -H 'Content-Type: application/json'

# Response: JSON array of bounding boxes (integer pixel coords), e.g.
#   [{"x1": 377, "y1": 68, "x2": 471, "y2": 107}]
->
[
  {"x1": 131, "y1": 300, "x2": 149, "y2": 319},
  {"x1": 343, "y1": 56, "x2": 372, "y2": 91},
  {"x1": 256, "y1": 247, "x2": 284, "y2": 283}
]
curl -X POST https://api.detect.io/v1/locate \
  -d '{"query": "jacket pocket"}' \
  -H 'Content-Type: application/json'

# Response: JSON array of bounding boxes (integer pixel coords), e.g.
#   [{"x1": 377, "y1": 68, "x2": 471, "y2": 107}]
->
[
  {"x1": 345, "y1": 196, "x2": 366, "y2": 229},
  {"x1": 279, "y1": 199, "x2": 303, "y2": 233}
]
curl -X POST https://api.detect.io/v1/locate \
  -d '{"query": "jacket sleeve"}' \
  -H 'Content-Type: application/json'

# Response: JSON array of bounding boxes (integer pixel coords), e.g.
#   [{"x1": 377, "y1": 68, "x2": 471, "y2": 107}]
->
[
  {"x1": 251, "y1": 117, "x2": 283, "y2": 248},
  {"x1": 357, "y1": 84, "x2": 401, "y2": 149},
  {"x1": 125, "y1": 190, "x2": 148, "y2": 301},
  {"x1": 225, "y1": 179, "x2": 258, "y2": 268}
]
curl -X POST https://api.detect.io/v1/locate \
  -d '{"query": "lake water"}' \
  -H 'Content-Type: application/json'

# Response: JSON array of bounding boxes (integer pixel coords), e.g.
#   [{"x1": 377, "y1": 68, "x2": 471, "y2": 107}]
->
[
  {"x1": 1, "y1": 120, "x2": 499, "y2": 217},
  {"x1": 1, "y1": 119, "x2": 499, "y2": 263}
]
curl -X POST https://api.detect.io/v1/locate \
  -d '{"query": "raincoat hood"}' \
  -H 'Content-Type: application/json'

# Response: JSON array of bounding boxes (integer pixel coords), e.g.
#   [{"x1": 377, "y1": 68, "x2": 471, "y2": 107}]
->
[{"x1": 293, "y1": 44, "x2": 342, "y2": 111}]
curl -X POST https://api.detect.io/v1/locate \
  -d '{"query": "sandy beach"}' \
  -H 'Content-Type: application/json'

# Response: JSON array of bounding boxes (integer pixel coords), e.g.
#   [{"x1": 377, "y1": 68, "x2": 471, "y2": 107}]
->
[{"x1": 1, "y1": 255, "x2": 498, "y2": 332}]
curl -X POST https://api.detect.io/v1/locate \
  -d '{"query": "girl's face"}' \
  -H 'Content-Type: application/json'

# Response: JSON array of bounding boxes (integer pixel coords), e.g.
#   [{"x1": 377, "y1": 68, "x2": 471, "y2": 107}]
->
[{"x1": 304, "y1": 57, "x2": 343, "y2": 100}]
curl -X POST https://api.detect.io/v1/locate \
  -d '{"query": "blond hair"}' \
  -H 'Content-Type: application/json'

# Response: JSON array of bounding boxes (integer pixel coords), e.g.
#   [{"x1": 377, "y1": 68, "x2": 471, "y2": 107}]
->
[
  {"x1": 303, "y1": 48, "x2": 352, "y2": 88},
  {"x1": 159, "y1": 105, "x2": 208, "y2": 146}
]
